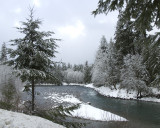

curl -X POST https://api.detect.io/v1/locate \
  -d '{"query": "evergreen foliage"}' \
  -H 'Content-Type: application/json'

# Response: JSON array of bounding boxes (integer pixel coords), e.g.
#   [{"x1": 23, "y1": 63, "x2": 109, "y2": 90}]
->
[
  {"x1": 35, "y1": 105, "x2": 85, "y2": 128},
  {"x1": 115, "y1": 15, "x2": 142, "y2": 56},
  {"x1": 92, "y1": 36, "x2": 108, "y2": 86},
  {"x1": 1, "y1": 77, "x2": 17, "y2": 109},
  {"x1": 120, "y1": 54, "x2": 149, "y2": 97},
  {"x1": 0, "y1": 42, "x2": 7, "y2": 63},
  {"x1": 105, "y1": 39, "x2": 120, "y2": 89},
  {"x1": 93, "y1": 0, "x2": 160, "y2": 89},
  {"x1": 92, "y1": 0, "x2": 160, "y2": 33},
  {"x1": 84, "y1": 61, "x2": 92, "y2": 84},
  {"x1": 8, "y1": 8, "x2": 59, "y2": 111}
]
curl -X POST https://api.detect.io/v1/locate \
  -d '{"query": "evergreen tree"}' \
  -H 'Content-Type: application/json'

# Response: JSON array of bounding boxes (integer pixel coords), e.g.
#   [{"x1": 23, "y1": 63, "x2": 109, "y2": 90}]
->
[
  {"x1": 143, "y1": 35, "x2": 160, "y2": 87},
  {"x1": 8, "y1": 8, "x2": 59, "y2": 111},
  {"x1": 67, "y1": 63, "x2": 72, "y2": 69},
  {"x1": 115, "y1": 15, "x2": 142, "y2": 57},
  {"x1": 84, "y1": 61, "x2": 92, "y2": 84},
  {"x1": 120, "y1": 54, "x2": 149, "y2": 98},
  {"x1": 0, "y1": 42, "x2": 7, "y2": 63},
  {"x1": 92, "y1": 0, "x2": 160, "y2": 34},
  {"x1": 92, "y1": 36, "x2": 108, "y2": 86},
  {"x1": 62, "y1": 63, "x2": 67, "y2": 71},
  {"x1": 106, "y1": 39, "x2": 120, "y2": 89}
]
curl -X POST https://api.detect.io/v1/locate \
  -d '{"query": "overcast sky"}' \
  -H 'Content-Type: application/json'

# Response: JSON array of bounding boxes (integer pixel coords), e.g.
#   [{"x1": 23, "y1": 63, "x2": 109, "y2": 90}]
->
[{"x1": 0, "y1": 0, "x2": 118, "y2": 64}]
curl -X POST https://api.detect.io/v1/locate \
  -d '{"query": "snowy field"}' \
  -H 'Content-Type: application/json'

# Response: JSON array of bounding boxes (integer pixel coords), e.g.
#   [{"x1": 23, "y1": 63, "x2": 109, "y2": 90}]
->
[
  {"x1": 0, "y1": 109, "x2": 65, "y2": 128},
  {"x1": 67, "y1": 83, "x2": 160, "y2": 103},
  {"x1": 45, "y1": 93, "x2": 127, "y2": 121}
]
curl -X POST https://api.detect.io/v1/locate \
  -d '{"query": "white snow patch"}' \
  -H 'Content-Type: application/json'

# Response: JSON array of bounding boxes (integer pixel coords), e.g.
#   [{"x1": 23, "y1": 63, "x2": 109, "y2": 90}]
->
[
  {"x1": 95, "y1": 86, "x2": 137, "y2": 99},
  {"x1": 140, "y1": 97, "x2": 160, "y2": 102},
  {"x1": 45, "y1": 93, "x2": 81, "y2": 104},
  {"x1": 63, "y1": 83, "x2": 84, "y2": 86},
  {"x1": 62, "y1": 95, "x2": 81, "y2": 104},
  {"x1": 0, "y1": 109, "x2": 65, "y2": 128},
  {"x1": 70, "y1": 104, "x2": 127, "y2": 121}
]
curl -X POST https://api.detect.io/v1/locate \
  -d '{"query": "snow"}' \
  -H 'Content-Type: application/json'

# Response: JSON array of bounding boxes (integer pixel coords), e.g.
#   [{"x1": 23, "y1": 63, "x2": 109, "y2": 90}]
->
[
  {"x1": 62, "y1": 95, "x2": 81, "y2": 104},
  {"x1": 82, "y1": 84, "x2": 160, "y2": 103},
  {"x1": 95, "y1": 86, "x2": 137, "y2": 99},
  {"x1": 70, "y1": 104, "x2": 127, "y2": 121},
  {"x1": 63, "y1": 82, "x2": 84, "y2": 86},
  {"x1": 44, "y1": 93, "x2": 81, "y2": 104},
  {"x1": 64, "y1": 83, "x2": 160, "y2": 103},
  {"x1": 44, "y1": 92, "x2": 127, "y2": 122},
  {"x1": 0, "y1": 109, "x2": 65, "y2": 128}
]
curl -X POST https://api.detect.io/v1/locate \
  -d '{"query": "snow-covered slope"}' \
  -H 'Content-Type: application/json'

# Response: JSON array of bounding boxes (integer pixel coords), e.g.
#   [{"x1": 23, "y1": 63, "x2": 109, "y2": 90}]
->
[
  {"x1": 0, "y1": 109, "x2": 65, "y2": 128},
  {"x1": 70, "y1": 104, "x2": 127, "y2": 121}
]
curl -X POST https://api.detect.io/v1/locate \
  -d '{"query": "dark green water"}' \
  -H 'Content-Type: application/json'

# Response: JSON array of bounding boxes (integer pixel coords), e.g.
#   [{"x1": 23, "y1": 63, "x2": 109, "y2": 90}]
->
[{"x1": 33, "y1": 85, "x2": 160, "y2": 128}]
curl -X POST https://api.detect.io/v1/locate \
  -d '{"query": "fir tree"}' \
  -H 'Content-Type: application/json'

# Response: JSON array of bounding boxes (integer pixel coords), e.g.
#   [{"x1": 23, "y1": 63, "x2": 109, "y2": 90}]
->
[
  {"x1": 8, "y1": 8, "x2": 59, "y2": 111},
  {"x1": 120, "y1": 54, "x2": 149, "y2": 98},
  {"x1": 92, "y1": 36, "x2": 108, "y2": 86},
  {"x1": 0, "y1": 42, "x2": 7, "y2": 63},
  {"x1": 106, "y1": 39, "x2": 120, "y2": 89},
  {"x1": 84, "y1": 61, "x2": 92, "y2": 84},
  {"x1": 114, "y1": 15, "x2": 142, "y2": 57}
]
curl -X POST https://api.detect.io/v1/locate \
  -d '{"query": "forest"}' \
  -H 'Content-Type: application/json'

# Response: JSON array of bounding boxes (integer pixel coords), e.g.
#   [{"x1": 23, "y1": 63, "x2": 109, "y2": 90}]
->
[{"x1": 0, "y1": 0, "x2": 160, "y2": 128}]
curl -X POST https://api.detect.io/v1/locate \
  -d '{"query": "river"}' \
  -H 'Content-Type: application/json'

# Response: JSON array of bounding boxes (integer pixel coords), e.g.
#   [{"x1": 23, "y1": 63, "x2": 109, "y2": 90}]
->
[{"x1": 25, "y1": 85, "x2": 160, "y2": 128}]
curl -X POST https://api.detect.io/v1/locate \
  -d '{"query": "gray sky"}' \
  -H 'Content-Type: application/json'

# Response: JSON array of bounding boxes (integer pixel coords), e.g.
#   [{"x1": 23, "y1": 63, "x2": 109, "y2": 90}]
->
[{"x1": 0, "y1": 0, "x2": 118, "y2": 64}]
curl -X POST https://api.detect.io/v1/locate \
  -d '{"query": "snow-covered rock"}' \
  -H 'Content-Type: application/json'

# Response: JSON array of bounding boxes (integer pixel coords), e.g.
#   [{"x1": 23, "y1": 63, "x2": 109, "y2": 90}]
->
[{"x1": 0, "y1": 109, "x2": 65, "y2": 128}]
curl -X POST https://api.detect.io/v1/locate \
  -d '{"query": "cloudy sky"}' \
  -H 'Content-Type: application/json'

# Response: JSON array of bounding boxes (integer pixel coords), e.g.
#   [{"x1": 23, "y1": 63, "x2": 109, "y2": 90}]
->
[{"x1": 0, "y1": 0, "x2": 118, "y2": 64}]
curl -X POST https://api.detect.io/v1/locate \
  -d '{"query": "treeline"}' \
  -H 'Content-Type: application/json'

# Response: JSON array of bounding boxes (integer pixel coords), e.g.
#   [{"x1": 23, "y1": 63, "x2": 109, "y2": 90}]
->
[
  {"x1": 92, "y1": 25, "x2": 159, "y2": 98},
  {"x1": 91, "y1": 0, "x2": 160, "y2": 98},
  {"x1": 52, "y1": 61, "x2": 92, "y2": 84}
]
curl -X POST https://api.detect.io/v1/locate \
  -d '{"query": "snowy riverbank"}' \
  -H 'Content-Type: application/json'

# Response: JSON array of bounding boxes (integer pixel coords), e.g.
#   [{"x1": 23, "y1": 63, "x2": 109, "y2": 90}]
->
[
  {"x1": 45, "y1": 93, "x2": 127, "y2": 121},
  {"x1": 64, "y1": 83, "x2": 160, "y2": 103},
  {"x1": 0, "y1": 109, "x2": 65, "y2": 128}
]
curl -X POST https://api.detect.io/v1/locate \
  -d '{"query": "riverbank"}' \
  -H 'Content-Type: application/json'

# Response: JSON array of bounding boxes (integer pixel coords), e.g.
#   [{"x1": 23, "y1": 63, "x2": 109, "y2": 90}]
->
[
  {"x1": 64, "y1": 83, "x2": 160, "y2": 103},
  {"x1": 44, "y1": 92, "x2": 127, "y2": 121}
]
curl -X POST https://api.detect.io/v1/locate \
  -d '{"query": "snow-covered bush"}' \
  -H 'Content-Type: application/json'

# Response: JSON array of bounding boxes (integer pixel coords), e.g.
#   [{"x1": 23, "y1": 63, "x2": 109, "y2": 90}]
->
[
  {"x1": 0, "y1": 65, "x2": 25, "y2": 110},
  {"x1": 120, "y1": 54, "x2": 149, "y2": 97}
]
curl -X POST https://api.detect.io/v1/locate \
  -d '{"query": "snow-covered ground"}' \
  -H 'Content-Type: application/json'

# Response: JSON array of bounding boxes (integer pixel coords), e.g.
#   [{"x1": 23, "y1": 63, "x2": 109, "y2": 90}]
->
[
  {"x1": 71, "y1": 83, "x2": 160, "y2": 103},
  {"x1": 63, "y1": 83, "x2": 84, "y2": 86},
  {"x1": 44, "y1": 93, "x2": 81, "y2": 105},
  {"x1": 0, "y1": 109, "x2": 65, "y2": 128},
  {"x1": 70, "y1": 104, "x2": 127, "y2": 121},
  {"x1": 45, "y1": 93, "x2": 127, "y2": 121}
]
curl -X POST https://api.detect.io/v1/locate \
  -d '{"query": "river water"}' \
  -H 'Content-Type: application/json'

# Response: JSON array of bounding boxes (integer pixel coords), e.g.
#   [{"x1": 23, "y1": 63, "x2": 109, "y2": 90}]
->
[{"x1": 27, "y1": 85, "x2": 160, "y2": 128}]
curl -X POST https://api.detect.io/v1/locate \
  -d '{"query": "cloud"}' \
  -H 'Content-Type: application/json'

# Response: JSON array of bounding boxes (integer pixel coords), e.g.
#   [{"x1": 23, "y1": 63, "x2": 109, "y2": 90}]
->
[
  {"x1": 14, "y1": 20, "x2": 21, "y2": 28},
  {"x1": 14, "y1": 7, "x2": 22, "y2": 14},
  {"x1": 33, "y1": 0, "x2": 41, "y2": 7},
  {"x1": 14, "y1": 8, "x2": 22, "y2": 14},
  {"x1": 57, "y1": 20, "x2": 86, "y2": 39}
]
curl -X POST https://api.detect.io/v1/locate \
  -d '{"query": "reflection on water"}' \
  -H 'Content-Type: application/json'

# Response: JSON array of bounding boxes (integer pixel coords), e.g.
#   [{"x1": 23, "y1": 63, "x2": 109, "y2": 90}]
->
[{"x1": 23, "y1": 85, "x2": 160, "y2": 128}]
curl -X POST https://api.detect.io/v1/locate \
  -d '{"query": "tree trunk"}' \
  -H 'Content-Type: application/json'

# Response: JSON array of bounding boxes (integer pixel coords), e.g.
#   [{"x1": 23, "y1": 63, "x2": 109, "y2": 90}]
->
[
  {"x1": 31, "y1": 78, "x2": 35, "y2": 112},
  {"x1": 114, "y1": 84, "x2": 117, "y2": 90}
]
